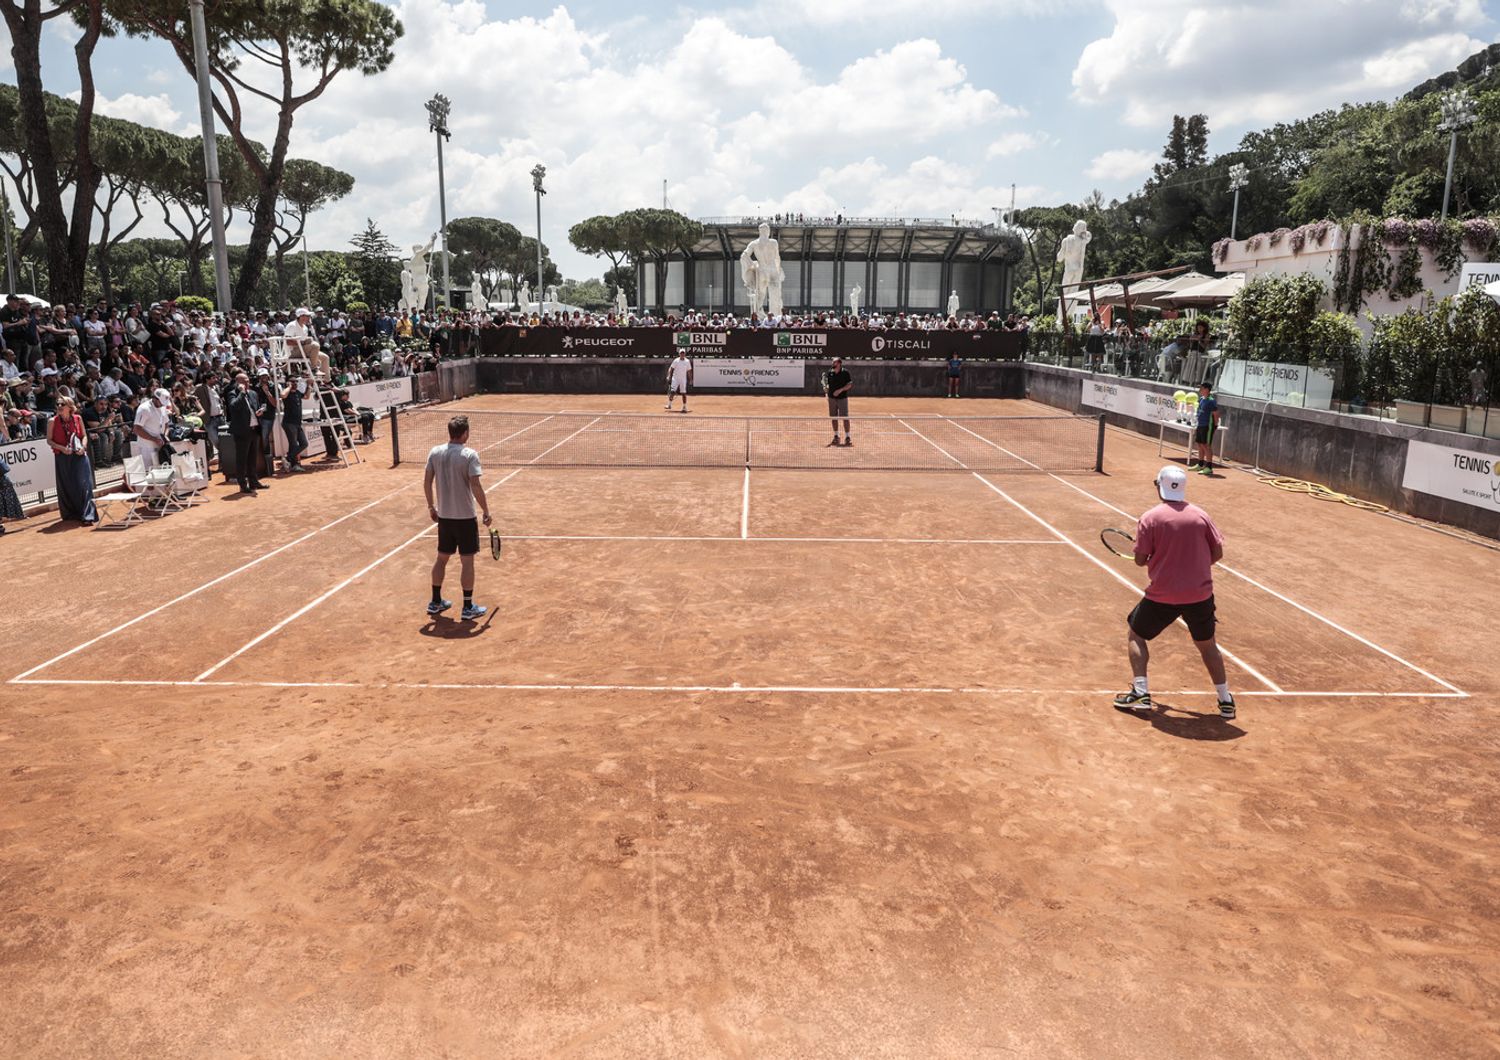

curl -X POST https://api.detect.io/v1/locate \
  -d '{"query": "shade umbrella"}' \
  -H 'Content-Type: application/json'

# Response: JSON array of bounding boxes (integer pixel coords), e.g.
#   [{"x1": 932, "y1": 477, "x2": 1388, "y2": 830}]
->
[{"x1": 1158, "y1": 273, "x2": 1245, "y2": 308}]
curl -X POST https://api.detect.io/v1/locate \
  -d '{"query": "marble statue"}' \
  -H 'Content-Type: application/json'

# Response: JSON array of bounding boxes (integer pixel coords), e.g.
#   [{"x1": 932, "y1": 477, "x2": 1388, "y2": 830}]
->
[
  {"x1": 474, "y1": 275, "x2": 492, "y2": 309},
  {"x1": 849, "y1": 283, "x2": 862, "y2": 317},
  {"x1": 545, "y1": 284, "x2": 558, "y2": 307},
  {"x1": 947, "y1": 290, "x2": 959, "y2": 318},
  {"x1": 400, "y1": 233, "x2": 437, "y2": 313},
  {"x1": 1056, "y1": 219, "x2": 1091, "y2": 321},
  {"x1": 614, "y1": 284, "x2": 628, "y2": 316},
  {"x1": 517, "y1": 280, "x2": 532, "y2": 314},
  {"x1": 739, "y1": 222, "x2": 785, "y2": 318}
]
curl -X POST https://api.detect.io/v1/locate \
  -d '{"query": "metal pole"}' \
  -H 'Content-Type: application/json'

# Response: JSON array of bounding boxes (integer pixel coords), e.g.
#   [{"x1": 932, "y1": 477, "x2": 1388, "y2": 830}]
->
[
  {"x1": 1230, "y1": 187, "x2": 1241, "y2": 241},
  {"x1": 302, "y1": 233, "x2": 311, "y2": 306},
  {"x1": 1441, "y1": 129, "x2": 1459, "y2": 222},
  {"x1": 0, "y1": 185, "x2": 15, "y2": 296},
  {"x1": 535, "y1": 190, "x2": 543, "y2": 314},
  {"x1": 435, "y1": 128, "x2": 450, "y2": 309},
  {"x1": 188, "y1": 0, "x2": 233, "y2": 312}
]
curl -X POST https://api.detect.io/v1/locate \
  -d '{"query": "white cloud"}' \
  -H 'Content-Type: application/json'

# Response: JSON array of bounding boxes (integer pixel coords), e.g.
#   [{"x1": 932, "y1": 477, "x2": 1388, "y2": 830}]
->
[
  {"x1": 279, "y1": 1, "x2": 1026, "y2": 278},
  {"x1": 747, "y1": 0, "x2": 1087, "y2": 26},
  {"x1": 1072, "y1": 0, "x2": 1489, "y2": 128},
  {"x1": 64, "y1": 90, "x2": 185, "y2": 131},
  {"x1": 985, "y1": 131, "x2": 1047, "y2": 158},
  {"x1": 1085, "y1": 148, "x2": 1157, "y2": 181}
]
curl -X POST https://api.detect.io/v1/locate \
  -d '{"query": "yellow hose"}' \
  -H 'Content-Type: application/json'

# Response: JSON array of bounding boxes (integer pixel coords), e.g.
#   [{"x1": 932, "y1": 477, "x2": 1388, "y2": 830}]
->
[{"x1": 1259, "y1": 476, "x2": 1389, "y2": 513}]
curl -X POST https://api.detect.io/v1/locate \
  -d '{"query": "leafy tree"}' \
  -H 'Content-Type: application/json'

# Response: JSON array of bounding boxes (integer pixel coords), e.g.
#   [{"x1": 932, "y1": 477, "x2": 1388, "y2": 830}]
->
[
  {"x1": 568, "y1": 214, "x2": 633, "y2": 289},
  {"x1": 347, "y1": 218, "x2": 399, "y2": 308},
  {"x1": 557, "y1": 277, "x2": 610, "y2": 310},
  {"x1": 267, "y1": 159, "x2": 354, "y2": 306},
  {"x1": 1010, "y1": 205, "x2": 1074, "y2": 317},
  {"x1": 108, "y1": 0, "x2": 403, "y2": 309},
  {"x1": 447, "y1": 215, "x2": 523, "y2": 302},
  {"x1": 612, "y1": 207, "x2": 703, "y2": 313},
  {"x1": 603, "y1": 264, "x2": 636, "y2": 307},
  {"x1": 0, "y1": 0, "x2": 104, "y2": 303}
]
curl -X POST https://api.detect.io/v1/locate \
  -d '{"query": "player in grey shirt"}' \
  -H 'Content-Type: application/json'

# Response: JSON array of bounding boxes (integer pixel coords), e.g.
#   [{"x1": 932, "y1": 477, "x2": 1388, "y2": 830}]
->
[{"x1": 423, "y1": 415, "x2": 492, "y2": 620}]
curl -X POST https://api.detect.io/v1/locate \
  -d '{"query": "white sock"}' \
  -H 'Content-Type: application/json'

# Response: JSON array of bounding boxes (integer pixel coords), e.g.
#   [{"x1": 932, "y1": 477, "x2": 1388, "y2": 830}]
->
[
  {"x1": 1215, "y1": 682, "x2": 1230, "y2": 700},
  {"x1": 1132, "y1": 676, "x2": 1148, "y2": 695}
]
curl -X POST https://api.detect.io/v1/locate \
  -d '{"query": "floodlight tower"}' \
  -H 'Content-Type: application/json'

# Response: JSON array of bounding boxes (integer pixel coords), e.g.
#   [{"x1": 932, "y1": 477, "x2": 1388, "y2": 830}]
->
[
  {"x1": 531, "y1": 164, "x2": 547, "y2": 312},
  {"x1": 1437, "y1": 87, "x2": 1477, "y2": 222},
  {"x1": 1228, "y1": 163, "x2": 1249, "y2": 241},
  {"x1": 426, "y1": 93, "x2": 453, "y2": 309}
]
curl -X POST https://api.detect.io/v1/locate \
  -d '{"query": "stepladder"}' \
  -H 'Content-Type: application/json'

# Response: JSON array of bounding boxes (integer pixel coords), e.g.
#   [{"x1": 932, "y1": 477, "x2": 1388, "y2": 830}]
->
[{"x1": 267, "y1": 336, "x2": 360, "y2": 468}]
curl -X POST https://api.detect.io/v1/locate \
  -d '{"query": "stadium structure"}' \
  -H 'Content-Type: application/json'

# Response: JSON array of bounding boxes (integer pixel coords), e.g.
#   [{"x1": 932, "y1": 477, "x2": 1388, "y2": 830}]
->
[{"x1": 637, "y1": 215, "x2": 1024, "y2": 317}]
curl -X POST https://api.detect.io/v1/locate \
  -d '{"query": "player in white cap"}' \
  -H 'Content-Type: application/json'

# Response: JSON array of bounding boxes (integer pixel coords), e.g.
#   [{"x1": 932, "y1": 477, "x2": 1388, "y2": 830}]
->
[{"x1": 1114, "y1": 465, "x2": 1236, "y2": 720}]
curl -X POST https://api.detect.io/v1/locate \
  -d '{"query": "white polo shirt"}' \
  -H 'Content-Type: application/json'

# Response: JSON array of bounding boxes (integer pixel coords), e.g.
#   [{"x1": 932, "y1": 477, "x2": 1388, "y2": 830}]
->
[
  {"x1": 133, "y1": 401, "x2": 169, "y2": 444},
  {"x1": 425, "y1": 443, "x2": 482, "y2": 519}
]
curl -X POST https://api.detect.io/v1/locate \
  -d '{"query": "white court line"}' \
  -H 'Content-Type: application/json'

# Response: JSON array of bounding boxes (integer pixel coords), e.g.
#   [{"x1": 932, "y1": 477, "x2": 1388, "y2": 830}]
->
[
  {"x1": 8, "y1": 414, "x2": 564, "y2": 685},
  {"x1": 897, "y1": 417, "x2": 1282, "y2": 693},
  {"x1": 742, "y1": 467, "x2": 750, "y2": 540},
  {"x1": 7, "y1": 677, "x2": 1466, "y2": 698},
  {"x1": 193, "y1": 416, "x2": 604, "y2": 683},
  {"x1": 502, "y1": 534, "x2": 1065, "y2": 544},
  {"x1": 952, "y1": 420, "x2": 1468, "y2": 698}
]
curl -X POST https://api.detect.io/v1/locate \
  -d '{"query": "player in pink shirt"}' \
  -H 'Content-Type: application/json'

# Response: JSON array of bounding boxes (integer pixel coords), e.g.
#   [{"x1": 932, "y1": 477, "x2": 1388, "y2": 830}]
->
[{"x1": 1113, "y1": 466, "x2": 1235, "y2": 719}]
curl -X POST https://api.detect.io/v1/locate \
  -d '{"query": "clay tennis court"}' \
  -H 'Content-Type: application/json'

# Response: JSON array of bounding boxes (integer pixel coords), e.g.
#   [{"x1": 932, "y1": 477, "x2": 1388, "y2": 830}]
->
[{"x1": 3, "y1": 393, "x2": 1497, "y2": 1057}]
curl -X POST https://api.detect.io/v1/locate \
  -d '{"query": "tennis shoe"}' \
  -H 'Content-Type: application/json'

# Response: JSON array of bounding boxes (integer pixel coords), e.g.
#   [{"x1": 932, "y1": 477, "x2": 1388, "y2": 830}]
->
[
  {"x1": 427, "y1": 598, "x2": 452, "y2": 616},
  {"x1": 842, "y1": 438, "x2": 853, "y2": 447},
  {"x1": 1113, "y1": 689, "x2": 1153, "y2": 712},
  {"x1": 1218, "y1": 694, "x2": 1236, "y2": 720},
  {"x1": 664, "y1": 403, "x2": 671, "y2": 410},
  {"x1": 461, "y1": 603, "x2": 488, "y2": 621},
  {"x1": 1197, "y1": 465, "x2": 1213, "y2": 475},
  {"x1": 828, "y1": 437, "x2": 841, "y2": 447}
]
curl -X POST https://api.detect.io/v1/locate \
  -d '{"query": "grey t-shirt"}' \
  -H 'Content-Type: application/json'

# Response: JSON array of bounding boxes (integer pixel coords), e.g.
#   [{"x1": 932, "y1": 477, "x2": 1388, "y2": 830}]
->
[{"x1": 426, "y1": 442, "x2": 481, "y2": 519}]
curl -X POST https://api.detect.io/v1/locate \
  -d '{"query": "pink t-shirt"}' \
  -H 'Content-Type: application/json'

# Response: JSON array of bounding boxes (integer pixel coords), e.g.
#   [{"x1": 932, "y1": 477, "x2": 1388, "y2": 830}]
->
[{"x1": 1134, "y1": 501, "x2": 1223, "y2": 605}]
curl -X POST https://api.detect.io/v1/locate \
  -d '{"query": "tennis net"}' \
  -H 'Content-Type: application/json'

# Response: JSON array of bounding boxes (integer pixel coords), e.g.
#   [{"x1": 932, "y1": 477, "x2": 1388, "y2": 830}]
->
[{"x1": 391, "y1": 409, "x2": 1104, "y2": 472}]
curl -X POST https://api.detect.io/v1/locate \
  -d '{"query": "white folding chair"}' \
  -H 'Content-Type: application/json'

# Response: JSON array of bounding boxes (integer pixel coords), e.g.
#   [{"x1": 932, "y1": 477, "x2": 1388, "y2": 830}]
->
[
  {"x1": 169, "y1": 450, "x2": 210, "y2": 507},
  {"x1": 96, "y1": 486, "x2": 148, "y2": 528},
  {"x1": 123, "y1": 454, "x2": 180, "y2": 515}
]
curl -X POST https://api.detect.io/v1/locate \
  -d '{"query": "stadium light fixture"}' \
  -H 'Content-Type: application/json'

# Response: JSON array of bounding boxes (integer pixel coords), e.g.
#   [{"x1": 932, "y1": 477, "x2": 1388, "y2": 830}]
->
[
  {"x1": 427, "y1": 94, "x2": 453, "y2": 310},
  {"x1": 1437, "y1": 87, "x2": 1477, "y2": 221},
  {"x1": 1228, "y1": 163, "x2": 1249, "y2": 241}
]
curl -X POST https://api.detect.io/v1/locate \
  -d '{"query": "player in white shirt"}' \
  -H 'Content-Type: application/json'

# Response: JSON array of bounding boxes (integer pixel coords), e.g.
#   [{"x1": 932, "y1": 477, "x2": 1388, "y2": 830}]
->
[
  {"x1": 665, "y1": 350, "x2": 692, "y2": 412},
  {"x1": 424, "y1": 414, "x2": 492, "y2": 621}
]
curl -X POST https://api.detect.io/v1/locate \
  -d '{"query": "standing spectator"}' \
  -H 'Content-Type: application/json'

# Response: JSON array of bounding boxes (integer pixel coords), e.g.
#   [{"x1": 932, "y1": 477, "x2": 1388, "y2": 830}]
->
[
  {"x1": 195, "y1": 370, "x2": 224, "y2": 463},
  {"x1": 946, "y1": 351, "x2": 963, "y2": 398},
  {"x1": 48, "y1": 395, "x2": 97, "y2": 525},
  {"x1": 82, "y1": 394, "x2": 125, "y2": 466},
  {"x1": 0, "y1": 447, "x2": 23, "y2": 533},
  {"x1": 131, "y1": 388, "x2": 172, "y2": 468},
  {"x1": 83, "y1": 309, "x2": 107, "y2": 355},
  {"x1": 254, "y1": 367, "x2": 280, "y2": 473},
  {"x1": 280, "y1": 367, "x2": 310, "y2": 473},
  {"x1": 225, "y1": 371, "x2": 267, "y2": 494}
]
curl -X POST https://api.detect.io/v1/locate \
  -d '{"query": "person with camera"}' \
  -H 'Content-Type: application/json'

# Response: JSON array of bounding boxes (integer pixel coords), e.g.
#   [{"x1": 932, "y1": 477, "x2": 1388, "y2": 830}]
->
[
  {"x1": 281, "y1": 367, "x2": 310, "y2": 473},
  {"x1": 226, "y1": 371, "x2": 268, "y2": 495},
  {"x1": 82, "y1": 394, "x2": 125, "y2": 467}
]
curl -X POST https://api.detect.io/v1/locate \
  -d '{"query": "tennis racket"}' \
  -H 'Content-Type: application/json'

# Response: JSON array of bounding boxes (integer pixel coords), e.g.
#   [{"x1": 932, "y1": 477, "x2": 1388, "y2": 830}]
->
[
  {"x1": 1100, "y1": 527, "x2": 1135, "y2": 559},
  {"x1": 489, "y1": 527, "x2": 502, "y2": 560},
  {"x1": 821, "y1": 370, "x2": 830, "y2": 396}
]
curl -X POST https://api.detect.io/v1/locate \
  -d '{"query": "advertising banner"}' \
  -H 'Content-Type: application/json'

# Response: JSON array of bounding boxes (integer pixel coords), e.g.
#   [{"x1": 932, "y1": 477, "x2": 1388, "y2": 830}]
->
[
  {"x1": 345, "y1": 375, "x2": 414, "y2": 411},
  {"x1": 1459, "y1": 262, "x2": 1500, "y2": 293},
  {"x1": 1216, "y1": 359, "x2": 1336, "y2": 410},
  {"x1": 1401, "y1": 439, "x2": 1500, "y2": 512},
  {"x1": 1080, "y1": 378, "x2": 1178, "y2": 423},
  {"x1": 690, "y1": 358, "x2": 805, "y2": 389},
  {"x1": 480, "y1": 326, "x2": 1022, "y2": 361},
  {"x1": 0, "y1": 438, "x2": 56, "y2": 500}
]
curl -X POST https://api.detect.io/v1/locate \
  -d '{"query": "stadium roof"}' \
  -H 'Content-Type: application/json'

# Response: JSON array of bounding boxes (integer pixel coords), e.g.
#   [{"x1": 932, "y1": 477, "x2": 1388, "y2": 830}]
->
[{"x1": 683, "y1": 216, "x2": 1021, "y2": 263}]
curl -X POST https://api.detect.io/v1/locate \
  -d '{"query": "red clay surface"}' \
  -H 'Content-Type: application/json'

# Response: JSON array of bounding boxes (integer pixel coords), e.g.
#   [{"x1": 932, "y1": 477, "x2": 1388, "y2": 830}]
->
[{"x1": 2, "y1": 393, "x2": 1497, "y2": 1057}]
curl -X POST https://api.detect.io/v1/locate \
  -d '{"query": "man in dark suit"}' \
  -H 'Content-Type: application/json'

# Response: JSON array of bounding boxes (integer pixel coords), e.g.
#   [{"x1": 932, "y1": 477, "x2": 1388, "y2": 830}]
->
[{"x1": 225, "y1": 370, "x2": 268, "y2": 494}]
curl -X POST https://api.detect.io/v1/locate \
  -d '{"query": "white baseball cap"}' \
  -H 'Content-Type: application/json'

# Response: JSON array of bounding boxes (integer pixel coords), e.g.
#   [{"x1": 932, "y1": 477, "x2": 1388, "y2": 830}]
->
[
  {"x1": 295, "y1": 307, "x2": 311, "y2": 318},
  {"x1": 1156, "y1": 465, "x2": 1188, "y2": 502}
]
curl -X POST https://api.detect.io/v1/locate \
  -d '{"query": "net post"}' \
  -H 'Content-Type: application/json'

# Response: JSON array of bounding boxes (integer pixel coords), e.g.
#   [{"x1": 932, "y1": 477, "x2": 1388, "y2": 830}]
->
[
  {"x1": 390, "y1": 406, "x2": 401, "y2": 467},
  {"x1": 1094, "y1": 413, "x2": 1106, "y2": 473}
]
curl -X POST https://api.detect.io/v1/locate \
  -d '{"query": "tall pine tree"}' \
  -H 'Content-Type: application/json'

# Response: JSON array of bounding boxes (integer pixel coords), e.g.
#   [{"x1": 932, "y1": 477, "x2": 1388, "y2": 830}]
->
[{"x1": 348, "y1": 219, "x2": 401, "y2": 308}]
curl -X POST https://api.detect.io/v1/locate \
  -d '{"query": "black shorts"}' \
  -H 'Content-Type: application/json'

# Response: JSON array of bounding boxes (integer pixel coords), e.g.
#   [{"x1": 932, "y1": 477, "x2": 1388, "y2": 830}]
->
[
  {"x1": 436, "y1": 516, "x2": 479, "y2": 556},
  {"x1": 1128, "y1": 595, "x2": 1216, "y2": 642},
  {"x1": 1194, "y1": 423, "x2": 1213, "y2": 445}
]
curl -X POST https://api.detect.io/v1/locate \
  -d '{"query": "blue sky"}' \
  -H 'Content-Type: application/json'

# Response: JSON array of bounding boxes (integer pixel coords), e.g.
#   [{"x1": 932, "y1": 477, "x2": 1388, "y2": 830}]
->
[{"x1": 6, "y1": 0, "x2": 1498, "y2": 279}]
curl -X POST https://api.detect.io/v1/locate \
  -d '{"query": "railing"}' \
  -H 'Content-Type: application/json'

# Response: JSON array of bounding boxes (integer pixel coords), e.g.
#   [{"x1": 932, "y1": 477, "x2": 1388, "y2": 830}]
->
[{"x1": 697, "y1": 215, "x2": 992, "y2": 230}]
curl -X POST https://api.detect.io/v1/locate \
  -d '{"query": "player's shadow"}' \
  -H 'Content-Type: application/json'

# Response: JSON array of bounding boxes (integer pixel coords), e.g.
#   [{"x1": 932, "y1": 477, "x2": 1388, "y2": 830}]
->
[
  {"x1": 1124, "y1": 701, "x2": 1246, "y2": 741},
  {"x1": 419, "y1": 610, "x2": 496, "y2": 639}
]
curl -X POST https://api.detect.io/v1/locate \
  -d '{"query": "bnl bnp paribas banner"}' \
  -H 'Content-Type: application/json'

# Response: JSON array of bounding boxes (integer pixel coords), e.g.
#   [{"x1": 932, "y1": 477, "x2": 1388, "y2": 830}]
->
[{"x1": 677, "y1": 332, "x2": 806, "y2": 388}]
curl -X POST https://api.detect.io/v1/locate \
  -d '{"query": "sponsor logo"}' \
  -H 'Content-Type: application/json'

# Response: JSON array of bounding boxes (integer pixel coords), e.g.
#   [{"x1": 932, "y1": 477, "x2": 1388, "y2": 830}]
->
[
  {"x1": 774, "y1": 332, "x2": 828, "y2": 348},
  {"x1": 1, "y1": 445, "x2": 37, "y2": 465},
  {"x1": 870, "y1": 336, "x2": 931, "y2": 352},
  {"x1": 675, "y1": 331, "x2": 726, "y2": 347},
  {"x1": 1451, "y1": 452, "x2": 1500, "y2": 507},
  {"x1": 1244, "y1": 363, "x2": 1303, "y2": 381},
  {"x1": 562, "y1": 335, "x2": 635, "y2": 349}
]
